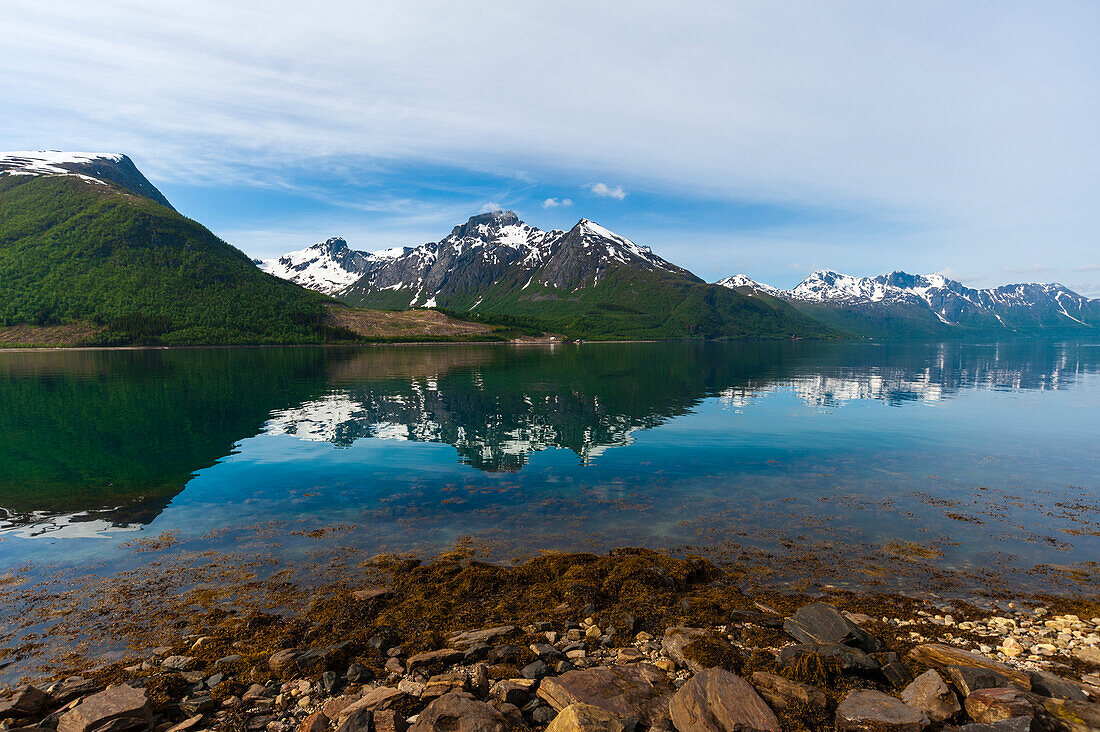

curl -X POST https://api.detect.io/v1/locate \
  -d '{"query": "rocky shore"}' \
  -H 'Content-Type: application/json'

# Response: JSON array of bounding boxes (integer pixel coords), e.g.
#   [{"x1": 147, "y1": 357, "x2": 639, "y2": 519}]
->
[{"x1": 1, "y1": 550, "x2": 1097, "y2": 732}]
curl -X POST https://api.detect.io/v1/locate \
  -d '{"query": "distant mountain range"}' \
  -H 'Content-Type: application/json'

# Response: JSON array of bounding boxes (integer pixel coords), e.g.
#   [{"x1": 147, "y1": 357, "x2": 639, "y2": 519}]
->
[
  {"x1": 261, "y1": 210, "x2": 829, "y2": 340},
  {"x1": 718, "y1": 270, "x2": 1100, "y2": 337}
]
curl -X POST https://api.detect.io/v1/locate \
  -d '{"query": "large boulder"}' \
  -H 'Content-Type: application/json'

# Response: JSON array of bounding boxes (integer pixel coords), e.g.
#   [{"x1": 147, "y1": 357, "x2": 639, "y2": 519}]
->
[
  {"x1": 56, "y1": 685, "x2": 152, "y2": 732},
  {"x1": 409, "y1": 691, "x2": 510, "y2": 732},
  {"x1": 0, "y1": 686, "x2": 50, "y2": 718},
  {"x1": 900, "y1": 670, "x2": 961, "y2": 723},
  {"x1": 963, "y1": 688, "x2": 1034, "y2": 725},
  {"x1": 1035, "y1": 697, "x2": 1100, "y2": 732},
  {"x1": 537, "y1": 663, "x2": 676, "y2": 728},
  {"x1": 545, "y1": 703, "x2": 624, "y2": 732},
  {"x1": 908, "y1": 645, "x2": 1029, "y2": 690},
  {"x1": 783, "y1": 603, "x2": 882, "y2": 652},
  {"x1": 669, "y1": 668, "x2": 780, "y2": 732},
  {"x1": 835, "y1": 689, "x2": 930, "y2": 732},
  {"x1": 749, "y1": 672, "x2": 826, "y2": 710},
  {"x1": 1026, "y1": 670, "x2": 1090, "y2": 703}
]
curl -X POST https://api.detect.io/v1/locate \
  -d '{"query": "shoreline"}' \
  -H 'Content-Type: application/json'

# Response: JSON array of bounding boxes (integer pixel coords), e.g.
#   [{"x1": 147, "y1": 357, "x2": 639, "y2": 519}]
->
[{"x1": 1, "y1": 549, "x2": 1097, "y2": 731}]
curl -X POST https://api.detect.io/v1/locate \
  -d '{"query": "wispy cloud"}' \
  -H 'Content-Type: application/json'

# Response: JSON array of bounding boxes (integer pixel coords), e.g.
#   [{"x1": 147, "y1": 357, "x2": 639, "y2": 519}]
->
[
  {"x1": 588, "y1": 183, "x2": 627, "y2": 200},
  {"x1": 541, "y1": 197, "x2": 572, "y2": 208},
  {"x1": 479, "y1": 202, "x2": 504, "y2": 213}
]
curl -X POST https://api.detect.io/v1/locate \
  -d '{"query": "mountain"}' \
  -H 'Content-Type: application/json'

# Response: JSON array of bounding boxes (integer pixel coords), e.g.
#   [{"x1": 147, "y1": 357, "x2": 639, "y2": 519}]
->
[
  {"x1": 314, "y1": 210, "x2": 831, "y2": 340},
  {"x1": 0, "y1": 151, "x2": 175, "y2": 209},
  {"x1": 256, "y1": 237, "x2": 410, "y2": 294},
  {"x1": 719, "y1": 269, "x2": 1100, "y2": 337},
  {"x1": 0, "y1": 151, "x2": 345, "y2": 345}
]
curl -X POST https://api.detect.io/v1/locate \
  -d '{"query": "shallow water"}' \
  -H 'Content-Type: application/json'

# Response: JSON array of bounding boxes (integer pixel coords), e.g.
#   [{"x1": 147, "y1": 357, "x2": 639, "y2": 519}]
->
[{"x1": 0, "y1": 340, "x2": 1098, "y2": 594}]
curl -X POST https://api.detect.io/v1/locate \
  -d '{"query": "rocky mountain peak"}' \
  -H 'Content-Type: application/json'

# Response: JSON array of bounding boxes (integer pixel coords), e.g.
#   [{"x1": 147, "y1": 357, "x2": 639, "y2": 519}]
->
[
  {"x1": 448, "y1": 210, "x2": 523, "y2": 240},
  {"x1": 0, "y1": 150, "x2": 174, "y2": 210}
]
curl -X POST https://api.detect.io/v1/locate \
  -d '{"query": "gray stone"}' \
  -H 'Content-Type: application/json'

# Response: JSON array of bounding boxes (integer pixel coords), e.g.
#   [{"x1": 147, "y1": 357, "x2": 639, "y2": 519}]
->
[
  {"x1": 161, "y1": 656, "x2": 198, "y2": 671},
  {"x1": 523, "y1": 659, "x2": 549, "y2": 679},
  {"x1": 836, "y1": 689, "x2": 929, "y2": 732},
  {"x1": 784, "y1": 603, "x2": 882, "y2": 652},
  {"x1": 447, "y1": 626, "x2": 517, "y2": 648},
  {"x1": 669, "y1": 668, "x2": 780, "y2": 732},
  {"x1": 409, "y1": 691, "x2": 510, "y2": 732},
  {"x1": 901, "y1": 670, "x2": 961, "y2": 723},
  {"x1": 777, "y1": 642, "x2": 880, "y2": 673},
  {"x1": 1026, "y1": 670, "x2": 1089, "y2": 703},
  {"x1": 57, "y1": 685, "x2": 152, "y2": 732}
]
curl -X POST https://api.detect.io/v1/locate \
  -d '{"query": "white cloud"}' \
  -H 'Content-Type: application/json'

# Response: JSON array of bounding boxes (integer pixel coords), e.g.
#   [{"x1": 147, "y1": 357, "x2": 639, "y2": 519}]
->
[
  {"x1": 479, "y1": 202, "x2": 504, "y2": 213},
  {"x1": 588, "y1": 183, "x2": 627, "y2": 200},
  {"x1": 541, "y1": 197, "x2": 573, "y2": 208}
]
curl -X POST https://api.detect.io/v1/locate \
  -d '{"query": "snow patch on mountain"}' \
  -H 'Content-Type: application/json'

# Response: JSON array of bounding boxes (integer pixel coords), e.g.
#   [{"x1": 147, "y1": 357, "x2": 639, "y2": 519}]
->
[
  {"x1": 716, "y1": 274, "x2": 782, "y2": 296},
  {"x1": 257, "y1": 237, "x2": 410, "y2": 294}
]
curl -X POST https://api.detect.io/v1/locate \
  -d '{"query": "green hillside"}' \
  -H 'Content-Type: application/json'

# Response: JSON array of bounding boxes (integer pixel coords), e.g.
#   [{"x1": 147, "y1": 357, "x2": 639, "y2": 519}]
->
[{"x1": 0, "y1": 174, "x2": 341, "y2": 345}]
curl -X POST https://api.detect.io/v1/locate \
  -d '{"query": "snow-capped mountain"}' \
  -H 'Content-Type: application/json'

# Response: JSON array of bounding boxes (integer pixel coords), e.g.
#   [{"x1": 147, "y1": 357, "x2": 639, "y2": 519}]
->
[
  {"x1": 335, "y1": 210, "x2": 696, "y2": 308},
  {"x1": 718, "y1": 269, "x2": 1100, "y2": 333},
  {"x1": 0, "y1": 151, "x2": 174, "y2": 209},
  {"x1": 255, "y1": 237, "x2": 409, "y2": 294}
]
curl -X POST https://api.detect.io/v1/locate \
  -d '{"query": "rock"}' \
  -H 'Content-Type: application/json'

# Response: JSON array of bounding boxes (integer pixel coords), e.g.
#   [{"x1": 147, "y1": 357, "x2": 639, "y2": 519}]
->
[
  {"x1": 1027, "y1": 670, "x2": 1089, "y2": 702},
  {"x1": 165, "y1": 715, "x2": 205, "y2": 732},
  {"x1": 523, "y1": 660, "x2": 549, "y2": 679},
  {"x1": 409, "y1": 691, "x2": 510, "y2": 732},
  {"x1": 422, "y1": 672, "x2": 468, "y2": 701},
  {"x1": 373, "y1": 709, "x2": 409, "y2": 732},
  {"x1": 963, "y1": 688, "x2": 1034, "y2": 725},
  {"x1": 269, "y1": 649, "x2": 302, "y2": 673},
  {"x1": 406, "y1": 648, "x2": 462, "y2": 672},
  {"x1": 488, "y1": 644, "x2": 527, "y2": 665},
  {"x1": 537, "y1": 663, "x2": 676, "y2": 728},
  {"x1": 1035, "y1": 697, "x2": 1100, "y2": 732},
  {"x1": 532, "y1": 643, "x2": 565, "y2": 660},
  {"x1": 321, "y1": 695, "x2": 359, "y2": 720},
  {"x1": 336, "y1": 686, "x2": 405, "y2": 725},
  {"x1": 901, "y1": 670, "x2": 961, "y2": 723},
  {"x1": 661, "y1": 627, "x2": 711, "y2": 672},
  {"x1": 0, "y1": 686, "x2": 50, "y2": 717},
  {"x1": 546, "y1": 703, "x2": 624, "y2": 732},
  {"x1": 947, "y1": 718, "x2": 1032, "y2": 731},
  {"x1": 57, "y1": 685, "x2": 152, "y2": 732},
  {"x1": 385, "y1": 657, "x2": 405, "y2": 675},
  {"x1": 728, "y1": 609, "x2": 783, "y2": 628},
  {"x1": 908, "y1": 645, "x2": 1030, "y2": 690},
  {"x1": 300, "y1": 711, "x2": 330, "y2": 732},
  {"x1": 161, "y1": 656, "x2": 198, "y2": 671},
  {"x1": 490, "y1": 680, "x2": 533, "y2": 706},
  {"x1": 835, "y1": 689, "x2": 930, "y2": 732},
  {"x1": 777, "y1": 642, "x2": 880, "y2": 673},
  {"x1": 352, "y1": 587, "x2": 391, "y2": 601},
  {"x1": 749, "y1": 672, "x2": 826, "y2": 710},
  {"x1": 1073, "y1": 647, "x2": 1100, "y2": 666},
  {"x1": 299, "y1": 641, "x2": 354, "y2": 670},
  {"x1": 943, "y1": 666, "x2": 1018, "y2": 697},
  {"x1": 46, "y1": 677, "x2": 99, "y2": 707},
  {"x1": 784, "y1": 603, "x2": 882, "y2": 652},
  {"x1": 179, "y1": 695, "x2": 216, "y2": 716},
  {"x1": 335, "y1": 707, "x2": 373, "y2": 732},
  {"x1": 447, "y1": 626, "x2": 517, "y2": 648},
  {"x1": 669, "y1": 668, "x2": 780, "y2": 732}
]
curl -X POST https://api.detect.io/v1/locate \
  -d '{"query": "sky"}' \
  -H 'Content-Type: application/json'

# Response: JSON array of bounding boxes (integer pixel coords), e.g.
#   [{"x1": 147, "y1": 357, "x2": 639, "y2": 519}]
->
[{"x1": 3, "y1": 1, "x2": 1098, "y2": 293}]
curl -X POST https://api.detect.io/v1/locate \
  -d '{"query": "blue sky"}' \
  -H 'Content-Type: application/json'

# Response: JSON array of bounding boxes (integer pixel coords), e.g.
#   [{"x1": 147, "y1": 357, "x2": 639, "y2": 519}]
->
[{"x1": 3, "y1": 1, "x2": 1098, "y2": 293}]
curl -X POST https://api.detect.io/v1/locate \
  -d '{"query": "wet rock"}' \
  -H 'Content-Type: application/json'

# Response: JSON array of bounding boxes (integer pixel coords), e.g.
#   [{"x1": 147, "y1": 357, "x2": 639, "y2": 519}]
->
[
  {"x1": 908, "y1": 645, "x2": 1030, "y2": 690},
  {"x1": 963, "y1": 688, "x2": 1034, "y2": 725},
  {"x1": 409, "y1": 691, "x2": 510, "y2": 732},
  {"x1": 447, "y1": 626, "x2": 517, "y2": 648},
  {"x1": 661, "y1": 627, "x2": 711, "y2": 672},
  {"x1": 57, "y1": 685, "x2": 152, "y2": 732},
  {"x1": 406, "y1": 648, "x2": 462, "y2": 673},
  {"x1": 335, "y1": 706, "x2": 373, "y2": 732},
  {"x1": 537, "y1": 663, "x2": 676, "y2": 728},
  {"x1": 269, "y1": 649, "x2": 302, "y2": 674},
  {"x1": 161, "y1": 656, "x2": 198, "y2": 671},
  {"x1": 784, "y1": 603, "x2": 882, "y2": 652},
  {"x1": 300, "y1": 711, "x2": 330, "y2": 732},
  {"x1": 523, "y1": 660, "x2": 550, "y2": 679},
  {"x1": 835, "y1": 689, "x2": 930, "y2": 732},
  {"x1": 546, "y1": 702, "x2": 625, "y2": 732},
  {"x1": 749, "y1": 672, "x2": 826, "y2": 710},
  {"x1": 0, "y1": 686, "x2": 50, "y2": 718},
  {"x1": 901, "y1": 670, "x2": 961, "y2": 723},
  {"x1": 1026, "y1": 670, "x2": 1089, "y2": 702},
  {"x1": 373, "y1": 709, "x2": 409, "y2": 732},
  {"x1": 943, "y1": 666, "x2": 1017, "y2": 697},
  {"x1": 1035, "y1": 697, "x2": 1100, "y2": 732},
  {"x1": 777, "y1": 642, "x2": 880, "y2": 673},
  {"x1": 669, "y1": 668, "x2": 780, "y2": 732}
]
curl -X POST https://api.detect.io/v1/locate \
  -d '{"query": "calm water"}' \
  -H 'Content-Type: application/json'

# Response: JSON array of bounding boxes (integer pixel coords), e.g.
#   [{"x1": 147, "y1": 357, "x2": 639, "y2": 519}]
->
[{"x1": 0, "y1": 340, "x2": 1098, "y2": 594}]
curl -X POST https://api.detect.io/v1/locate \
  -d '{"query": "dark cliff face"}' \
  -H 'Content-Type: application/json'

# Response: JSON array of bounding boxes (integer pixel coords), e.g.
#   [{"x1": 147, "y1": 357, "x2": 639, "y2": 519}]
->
[{"x1": 57, "y1": 154, "x2": 175, "y2": 210}]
